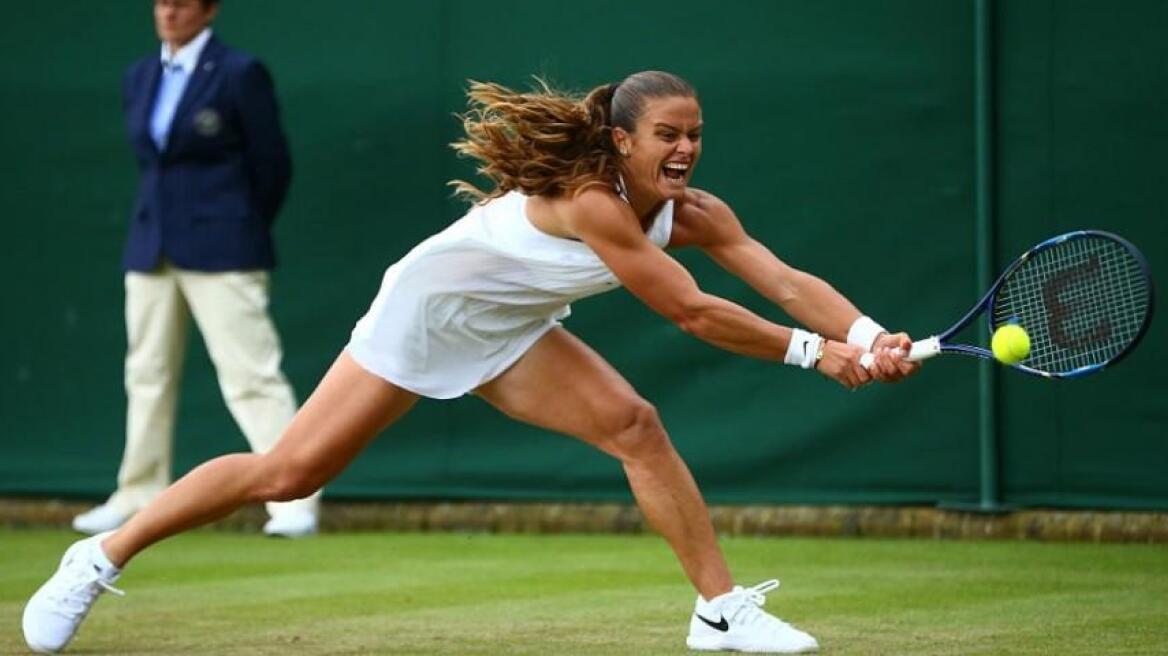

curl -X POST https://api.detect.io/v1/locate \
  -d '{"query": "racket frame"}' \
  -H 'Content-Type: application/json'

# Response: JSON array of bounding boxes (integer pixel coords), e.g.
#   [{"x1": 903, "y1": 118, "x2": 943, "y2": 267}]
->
[{"x1": 902, "y1": 230, "x2": 1154, "y2": 379}]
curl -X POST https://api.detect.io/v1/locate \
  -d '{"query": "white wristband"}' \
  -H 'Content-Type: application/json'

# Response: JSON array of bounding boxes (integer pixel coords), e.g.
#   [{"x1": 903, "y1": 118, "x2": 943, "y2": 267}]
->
[
  {"x1": 847, "y1": 316, "x2": 886, "y2": 352},
  {"x1": 785, "y1": 328, "x2": 824, "y2": 369}
]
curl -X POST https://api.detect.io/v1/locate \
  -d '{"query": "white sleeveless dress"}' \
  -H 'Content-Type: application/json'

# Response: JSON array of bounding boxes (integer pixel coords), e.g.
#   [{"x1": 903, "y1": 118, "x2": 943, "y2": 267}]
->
[{"x1": 347, "y1": 191, "x2": 674, "y2": 398}]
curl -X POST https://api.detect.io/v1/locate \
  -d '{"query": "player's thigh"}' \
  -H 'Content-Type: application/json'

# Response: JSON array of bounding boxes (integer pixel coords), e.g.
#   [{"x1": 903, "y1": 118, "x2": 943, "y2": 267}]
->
[
  {"x1": 267, "y1": 351, "x2": 419, "y2": 484},
  {"x1": 475, "y1": 327, "x2": 656, "y2": 450}
]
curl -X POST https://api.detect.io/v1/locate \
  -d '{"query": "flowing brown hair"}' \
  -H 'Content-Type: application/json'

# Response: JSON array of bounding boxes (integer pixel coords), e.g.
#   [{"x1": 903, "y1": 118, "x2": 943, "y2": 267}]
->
[{"x1": 449, "y1": 71, "x2": 697, "y2": 203}]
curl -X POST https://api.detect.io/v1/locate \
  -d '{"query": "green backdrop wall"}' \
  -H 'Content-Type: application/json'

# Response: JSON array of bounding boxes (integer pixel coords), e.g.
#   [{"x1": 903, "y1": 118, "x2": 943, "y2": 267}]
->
[{"x1": 1, "y1": 1, "x2": 1164, "y2": 509}]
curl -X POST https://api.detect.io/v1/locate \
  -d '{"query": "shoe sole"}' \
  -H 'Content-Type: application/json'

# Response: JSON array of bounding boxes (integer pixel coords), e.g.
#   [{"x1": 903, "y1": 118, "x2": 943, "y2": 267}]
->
[
  {"x1": 687, "y1": 635, "x2": 819, "y2": 653},
  {"x1": 263, "y1": 530, "x2": 318, "y2": 538}
]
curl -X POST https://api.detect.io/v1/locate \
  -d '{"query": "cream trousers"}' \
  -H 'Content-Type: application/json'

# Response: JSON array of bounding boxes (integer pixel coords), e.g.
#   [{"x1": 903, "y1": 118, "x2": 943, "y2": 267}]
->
[{"x1": 107, "y1": 263, "x2": 319, "y2": 519}]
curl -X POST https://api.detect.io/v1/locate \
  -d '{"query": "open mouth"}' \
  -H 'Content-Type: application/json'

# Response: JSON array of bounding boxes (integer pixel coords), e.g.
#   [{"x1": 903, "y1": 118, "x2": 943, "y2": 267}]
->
[{"x1": 661, "y1": 161, "x2": 689, "y2": 184}]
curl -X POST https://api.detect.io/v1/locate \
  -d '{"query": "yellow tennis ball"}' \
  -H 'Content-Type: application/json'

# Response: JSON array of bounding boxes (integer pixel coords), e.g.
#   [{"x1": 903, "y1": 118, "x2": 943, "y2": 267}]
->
[{"x1": 991, "y1": 323, "x2": 1031, "y2": 364}]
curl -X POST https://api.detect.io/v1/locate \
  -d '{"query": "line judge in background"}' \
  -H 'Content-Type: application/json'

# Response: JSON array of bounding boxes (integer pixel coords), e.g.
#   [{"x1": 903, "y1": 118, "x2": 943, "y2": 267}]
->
[{"x1": 72, "y1": 0, "x2": 320, "y2": 538}]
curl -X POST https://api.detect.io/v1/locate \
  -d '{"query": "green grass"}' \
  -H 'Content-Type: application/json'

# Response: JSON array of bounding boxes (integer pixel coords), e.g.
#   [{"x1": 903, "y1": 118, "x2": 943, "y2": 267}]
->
[{"x1": 2, "y1": 529, "x2": 1166, "y2": 655}]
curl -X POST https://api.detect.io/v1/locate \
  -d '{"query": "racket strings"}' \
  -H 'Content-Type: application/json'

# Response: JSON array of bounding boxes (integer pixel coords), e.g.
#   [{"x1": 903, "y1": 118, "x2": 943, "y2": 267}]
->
[
  {"x1": 991, "y1": 235, "x2": 1150, "y2": 374},
  {"x1": 1016, "y1": 241, "x2": 1147, "y2": 369}
]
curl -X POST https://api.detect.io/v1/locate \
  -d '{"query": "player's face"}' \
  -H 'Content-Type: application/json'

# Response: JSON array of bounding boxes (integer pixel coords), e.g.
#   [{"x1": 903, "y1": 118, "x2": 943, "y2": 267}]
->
[
  {"x1": 616, "y1": 95, "x2": 703, "y2": 203},
  {"x1": 154, "y1": 0, "x2": 218, "y2": 51}
]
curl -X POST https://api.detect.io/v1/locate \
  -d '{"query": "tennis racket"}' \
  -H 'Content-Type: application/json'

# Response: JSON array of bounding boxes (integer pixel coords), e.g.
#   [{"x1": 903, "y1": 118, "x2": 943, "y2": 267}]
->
[{"x1": 859, "y1": 230, "x2": 1154, "y2": 378}]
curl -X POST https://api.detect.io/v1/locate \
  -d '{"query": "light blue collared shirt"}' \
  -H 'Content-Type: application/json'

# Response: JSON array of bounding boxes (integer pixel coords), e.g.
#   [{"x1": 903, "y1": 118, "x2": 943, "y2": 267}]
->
[{"x1": 150, "y1": 28, "x2": 212, "y2": 150}]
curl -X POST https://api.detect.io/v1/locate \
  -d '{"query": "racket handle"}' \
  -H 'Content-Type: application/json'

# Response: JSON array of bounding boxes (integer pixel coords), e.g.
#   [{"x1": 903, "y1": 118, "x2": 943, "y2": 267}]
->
[{"x1": 859, "y1": 336, "x2": 941, "y2": 369}]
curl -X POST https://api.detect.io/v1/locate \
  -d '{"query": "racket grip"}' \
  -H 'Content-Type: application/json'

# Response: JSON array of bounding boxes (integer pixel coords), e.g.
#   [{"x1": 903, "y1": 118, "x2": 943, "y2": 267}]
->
[{"x1": 859, "y1": 336, "x2": 941, "y2": 369}]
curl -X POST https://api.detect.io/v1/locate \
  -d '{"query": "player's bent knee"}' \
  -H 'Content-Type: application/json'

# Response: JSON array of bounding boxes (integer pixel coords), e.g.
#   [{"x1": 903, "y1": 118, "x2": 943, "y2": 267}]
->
[
  {"x1": 605, "y1": 399, "x2": 670, "y2": 460},
  {"x1": 254, "y1": 455, "x2": 325, "y2": 502}
]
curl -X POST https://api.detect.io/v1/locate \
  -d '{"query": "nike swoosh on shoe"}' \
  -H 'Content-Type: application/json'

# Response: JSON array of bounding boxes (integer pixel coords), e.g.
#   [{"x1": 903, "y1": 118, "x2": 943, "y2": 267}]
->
[{"x1": 696, "y1": 613, "x2": 729, "y2": 632}]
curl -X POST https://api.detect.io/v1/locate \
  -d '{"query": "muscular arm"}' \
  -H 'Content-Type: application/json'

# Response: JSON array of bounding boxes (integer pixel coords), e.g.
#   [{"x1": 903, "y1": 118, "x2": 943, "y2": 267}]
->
[
  {"x1": 566, "y1": 190, "x2": 794, "y2": 361},
  {"x1": 669, "y1": 189, "x2": 922, "y2": 384},
  {"x1": 673, "y1": 189, "x2": 862, "y2": 341}
]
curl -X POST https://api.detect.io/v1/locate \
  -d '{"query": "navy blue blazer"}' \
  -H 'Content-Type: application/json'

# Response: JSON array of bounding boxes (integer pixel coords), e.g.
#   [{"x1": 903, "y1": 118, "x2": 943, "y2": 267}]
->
[{"x1": 122, "y1": 36, "x2": 291, "y2": 272}]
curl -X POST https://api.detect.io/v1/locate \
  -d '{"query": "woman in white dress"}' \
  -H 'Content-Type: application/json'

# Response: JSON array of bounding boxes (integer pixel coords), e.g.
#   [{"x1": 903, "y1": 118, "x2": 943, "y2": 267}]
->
[{"x1": 24, "y1": 71, "x2": 918, "y2": 654}]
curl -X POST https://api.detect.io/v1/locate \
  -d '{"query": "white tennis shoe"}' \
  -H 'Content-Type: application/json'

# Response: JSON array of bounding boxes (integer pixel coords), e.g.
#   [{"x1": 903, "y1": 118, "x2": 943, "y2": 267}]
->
[
  {"x1": 686, "y1": 580, "x2": 819, "y2": 653},
  {"x1": 22, "y1": 532, "x2": 124, "y2": 654},
  {"x1": 71, "y1": 502, "x2": 134, "y2": 535}
]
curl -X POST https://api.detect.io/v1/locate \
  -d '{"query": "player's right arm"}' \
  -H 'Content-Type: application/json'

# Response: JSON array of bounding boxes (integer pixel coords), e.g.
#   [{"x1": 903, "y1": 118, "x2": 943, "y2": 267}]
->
[
  {"x1": 565, "y1": 189, "x2": 870, "y2": 388},
  {"x1": 672, "y1": 188, "x2": 916, "y2": 383}
]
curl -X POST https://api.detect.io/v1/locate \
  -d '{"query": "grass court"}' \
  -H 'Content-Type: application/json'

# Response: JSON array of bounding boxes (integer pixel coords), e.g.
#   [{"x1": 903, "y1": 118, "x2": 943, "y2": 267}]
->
[{"x1": 2, "y1": 529, "x2": 1166, "y2": 654}]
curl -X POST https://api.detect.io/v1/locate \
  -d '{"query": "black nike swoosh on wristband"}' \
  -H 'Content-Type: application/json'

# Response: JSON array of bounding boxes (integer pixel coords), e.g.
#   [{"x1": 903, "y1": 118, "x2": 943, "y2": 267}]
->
[{"x1": 696, "y1": 613, "x2": 729, "y2": 632}]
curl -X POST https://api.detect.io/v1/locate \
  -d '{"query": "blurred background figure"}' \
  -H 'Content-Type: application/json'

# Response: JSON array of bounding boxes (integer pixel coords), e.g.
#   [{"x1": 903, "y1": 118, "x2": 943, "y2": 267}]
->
[{"x1": 72, "y1": 0, "x2": 319, "y2": 538}]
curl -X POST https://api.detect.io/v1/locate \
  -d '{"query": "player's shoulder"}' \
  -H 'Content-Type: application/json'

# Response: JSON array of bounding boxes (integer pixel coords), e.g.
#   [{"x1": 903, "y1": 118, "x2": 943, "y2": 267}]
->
[
  {"x1": 567, "y1": 185, "x2": 628, "y2": 221},
  {"x1": 561, "y1": 185, "x2": 641, "y2": 240},
  {"x1": 670, "y1": 187, "x2": 744, "y2": 248},
  {"x1": 676, "y1": 187, "x2": 734, "y2": 223}
]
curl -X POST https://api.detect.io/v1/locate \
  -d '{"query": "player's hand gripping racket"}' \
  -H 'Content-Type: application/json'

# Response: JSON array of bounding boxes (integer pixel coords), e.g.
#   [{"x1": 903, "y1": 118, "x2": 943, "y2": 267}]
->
[{"x1": 860, "y1": 230, "x2": 1154, "y2": 378}]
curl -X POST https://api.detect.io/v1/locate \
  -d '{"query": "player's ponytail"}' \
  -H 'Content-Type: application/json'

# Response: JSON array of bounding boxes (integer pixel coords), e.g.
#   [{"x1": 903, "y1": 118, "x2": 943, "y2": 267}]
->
[
  {"x1": 449, "y1": 71, "x2": 696, "y2": 203},
  {"x1": 449, "y1": 79, "x2": 618, "y2": 202}
]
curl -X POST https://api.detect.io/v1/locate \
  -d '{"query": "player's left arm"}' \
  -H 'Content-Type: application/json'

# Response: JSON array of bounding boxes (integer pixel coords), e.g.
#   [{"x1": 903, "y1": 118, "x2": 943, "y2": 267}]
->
[{"x1": 672, "y1": 188, "x2": 917, "y2": 381}]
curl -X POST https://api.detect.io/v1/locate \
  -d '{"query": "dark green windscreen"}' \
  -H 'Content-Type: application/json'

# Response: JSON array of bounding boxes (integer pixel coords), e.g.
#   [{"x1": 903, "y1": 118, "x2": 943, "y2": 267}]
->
[{"x1": 0, "y1": 1, "x2": 1163, "y2": 509}]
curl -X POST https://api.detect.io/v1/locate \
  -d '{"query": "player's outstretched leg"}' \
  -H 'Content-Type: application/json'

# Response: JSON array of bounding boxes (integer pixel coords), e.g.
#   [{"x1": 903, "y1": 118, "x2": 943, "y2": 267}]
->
[
  {"x1": 476, "y1": 328, "x2": 818, "y2": 654},
  {"x1": 22, "y1": 353, "x2": 417, "y2": 653}
]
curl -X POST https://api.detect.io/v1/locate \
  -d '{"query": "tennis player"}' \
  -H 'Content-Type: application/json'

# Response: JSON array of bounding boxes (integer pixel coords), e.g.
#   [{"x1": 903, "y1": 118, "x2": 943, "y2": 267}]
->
[{"x1": 24, "y1": 71, "x2": 917, "y2": 654}]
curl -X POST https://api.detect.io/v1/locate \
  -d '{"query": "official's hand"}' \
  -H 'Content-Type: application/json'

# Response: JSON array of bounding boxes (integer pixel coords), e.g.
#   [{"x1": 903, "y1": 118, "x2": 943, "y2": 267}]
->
[
  {"x1": 816, "y1": 341, "x2": 872, "y2": 390},
  {"x1": 867, "y1": 332, "x2": 921, "y2": 383}
]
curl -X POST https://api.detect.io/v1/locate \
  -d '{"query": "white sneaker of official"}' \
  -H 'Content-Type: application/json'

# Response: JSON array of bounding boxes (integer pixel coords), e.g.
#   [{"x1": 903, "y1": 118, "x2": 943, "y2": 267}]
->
[
  {"x1": 71, "y1": 503, "x2": 134, "y2": 535},
  {"x1": 23, "y1": 532, "x2": 124, "y2": 654},
  {"x1": 686, "y1": 580, "x2": 819, "y2": 653},
  {"x1": 262, "y1": 510, "x2": 318, "y2": 538}
]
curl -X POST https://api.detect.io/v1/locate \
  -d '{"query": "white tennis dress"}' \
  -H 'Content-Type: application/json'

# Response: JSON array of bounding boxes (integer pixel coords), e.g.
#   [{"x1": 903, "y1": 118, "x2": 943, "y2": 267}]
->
[{"x1": 347, "y1": 190, "x2": 674, "y2": 398}]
